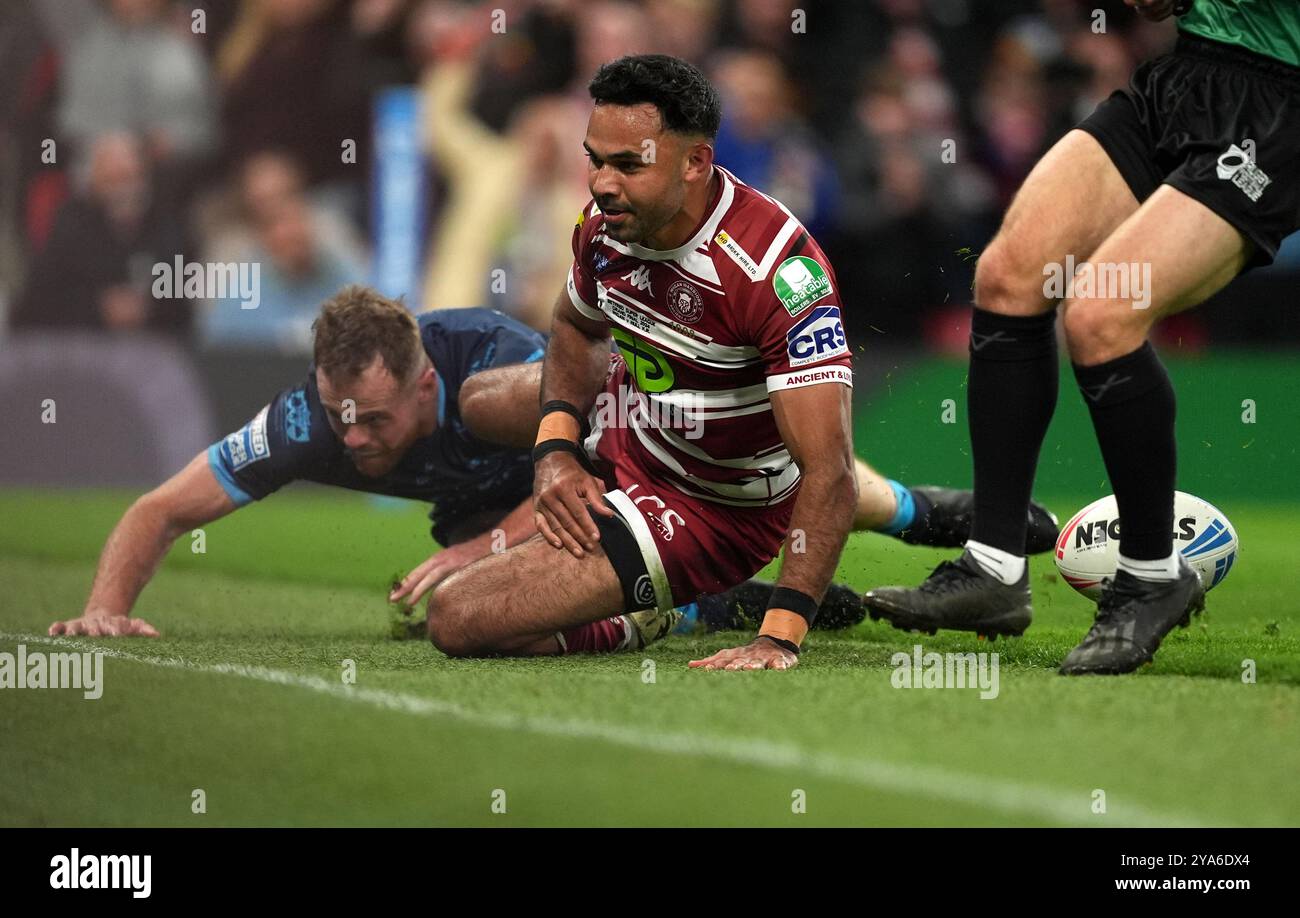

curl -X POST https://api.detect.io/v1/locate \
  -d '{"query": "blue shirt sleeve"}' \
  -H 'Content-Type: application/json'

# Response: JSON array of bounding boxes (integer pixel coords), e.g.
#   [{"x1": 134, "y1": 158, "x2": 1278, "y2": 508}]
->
[
  {"x1": 206, "y1": 378, "x2": 337, "y2": 505},
  {"x1": 464, "y1": 311, "x2": 548, "y2": 376}
]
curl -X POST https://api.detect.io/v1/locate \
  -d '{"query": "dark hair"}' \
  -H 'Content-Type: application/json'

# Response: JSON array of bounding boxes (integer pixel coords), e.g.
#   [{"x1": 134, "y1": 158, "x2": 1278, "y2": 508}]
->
[
  {"x1": 313, "y1": 285, "x2": 424, "y2": 383},
  {"x1": 588, "y1": 54, "x2": 722, "y2": 138}
]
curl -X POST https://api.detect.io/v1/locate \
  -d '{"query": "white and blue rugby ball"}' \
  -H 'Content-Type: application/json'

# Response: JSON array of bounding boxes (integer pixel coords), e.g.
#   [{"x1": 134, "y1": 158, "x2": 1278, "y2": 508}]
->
[{"x1": 1054, "y1": 491, "x2": 1238, "y2": 599}]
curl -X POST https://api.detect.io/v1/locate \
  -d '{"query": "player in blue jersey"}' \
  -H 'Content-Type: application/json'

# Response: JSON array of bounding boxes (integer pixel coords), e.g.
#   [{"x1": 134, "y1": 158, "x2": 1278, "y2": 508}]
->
[
  {"x1": 47, "y1": 286, "x2": 563, "y2": 640},
  {"x1": 48, "y1": 284, "x2": 1056, "y2": 645}
]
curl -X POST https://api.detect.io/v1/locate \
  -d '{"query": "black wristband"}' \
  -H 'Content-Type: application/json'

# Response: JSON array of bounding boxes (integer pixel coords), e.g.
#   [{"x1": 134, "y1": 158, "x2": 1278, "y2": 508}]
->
[
  {"x1": 532, "y1": 438, "x2": 585, "y2": 463},
  {"x1": 767, "y1": 586, "x2": 819, "y2": 627},
  {"x1": 541, "y1": 400, "x2": 590, "y2": 440},
  {"x1": 756, "y1": 633, "x2": 801, "y2": 656},
  {"x1": 532, "y1": 438, "x2": 599, "y2": 475}
]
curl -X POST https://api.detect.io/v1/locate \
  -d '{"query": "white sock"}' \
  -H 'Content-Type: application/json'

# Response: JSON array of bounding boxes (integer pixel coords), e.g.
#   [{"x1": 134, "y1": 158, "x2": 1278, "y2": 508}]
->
[
  {"x1": 965, "y1": 540, "x2": 1026, "y2": 585},
  {"x1": 1117, "y1": 551, "x2": 1180, "y2": 582}
]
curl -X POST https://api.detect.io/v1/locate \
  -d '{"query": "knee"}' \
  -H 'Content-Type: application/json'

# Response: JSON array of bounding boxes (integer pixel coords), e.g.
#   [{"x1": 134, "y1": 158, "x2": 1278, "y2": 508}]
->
[
  {"x1": 425, "y1": 582, "x2": 476, "y2": 657},
  {"x1": 1062, "y1": 300, "x2": 1144, "y2": 365},
  {"x1": 973, "y1": 238, "x2": 1048, "y2": 317}
]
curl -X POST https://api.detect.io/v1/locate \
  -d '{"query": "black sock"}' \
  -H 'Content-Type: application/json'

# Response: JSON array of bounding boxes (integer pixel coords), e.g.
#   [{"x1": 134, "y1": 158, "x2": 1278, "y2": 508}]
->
[
  {"x1": 968, "y1": 307, "x2": 1059, "y2": 554},
  {"x1": 1073, "y1": 342, "x2": 1176, "y2": 561}
]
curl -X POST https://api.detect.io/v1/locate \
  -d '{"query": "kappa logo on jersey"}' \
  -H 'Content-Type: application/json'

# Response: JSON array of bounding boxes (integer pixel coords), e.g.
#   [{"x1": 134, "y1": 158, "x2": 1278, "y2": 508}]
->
[
  {"x1": 622, "y1": 264, "x2": 653, "y2": 294},
  {"x1": 1216, "y1": 143, "x2": 1271, "y2": 202},
  {"x1": 787, "y1": 305, "x2": 848, "y2": 368},
  {"x1": 773, "y1": 256, "x2": 832, "y2": 316},
  {"x1": 666, "y1": 280, "x2": 704, "y2": 324},
  {"x1": 224, "y1": 405, "x2": 271, "y2": 470}
]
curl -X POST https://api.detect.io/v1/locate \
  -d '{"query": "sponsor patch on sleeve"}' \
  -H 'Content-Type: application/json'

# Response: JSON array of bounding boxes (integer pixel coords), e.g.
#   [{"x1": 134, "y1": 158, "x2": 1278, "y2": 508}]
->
[
  {"x1": 767, "y1": 365, "x2": 854, "y2": 392},
  {"x1": 773, "y1": 255, "x2": 832, "y2": 316},
  {"x1": 715, "y1": 229, "x2": 759, "y2": 279},
  {"x1": 222, "y1": 405, "x2": 271, "y2": 471},
  {"x1": 785, "y1": 304, "x2": 848, "y2": 368}
]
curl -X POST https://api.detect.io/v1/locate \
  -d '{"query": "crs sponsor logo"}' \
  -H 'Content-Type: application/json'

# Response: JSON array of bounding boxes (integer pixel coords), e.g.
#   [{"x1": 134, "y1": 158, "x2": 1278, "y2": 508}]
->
[
  {"x1": 786, "y1": 305, "x2": 848, "y2": 368},
  {"x1": 625, "y1": 483, "x2": 685, "y2": 542}
]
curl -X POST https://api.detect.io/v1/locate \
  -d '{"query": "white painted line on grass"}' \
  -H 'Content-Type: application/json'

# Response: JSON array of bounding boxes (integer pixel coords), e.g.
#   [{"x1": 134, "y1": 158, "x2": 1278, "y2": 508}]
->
[{"x1": 3, "y1": 633, "x2": 1205, "y2": 827}]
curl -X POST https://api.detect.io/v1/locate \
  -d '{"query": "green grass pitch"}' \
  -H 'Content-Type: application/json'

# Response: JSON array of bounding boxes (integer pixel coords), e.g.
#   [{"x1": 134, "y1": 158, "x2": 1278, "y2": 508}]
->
[{"x1": 1, "y1": 486, "x2": 1296, "y2": 827}]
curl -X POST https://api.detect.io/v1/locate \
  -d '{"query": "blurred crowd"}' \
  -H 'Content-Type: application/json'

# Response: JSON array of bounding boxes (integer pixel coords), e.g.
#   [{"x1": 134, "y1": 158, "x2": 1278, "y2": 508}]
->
[{"x1": 1, "y1": 0, "x2": 1295, "y2": 353}]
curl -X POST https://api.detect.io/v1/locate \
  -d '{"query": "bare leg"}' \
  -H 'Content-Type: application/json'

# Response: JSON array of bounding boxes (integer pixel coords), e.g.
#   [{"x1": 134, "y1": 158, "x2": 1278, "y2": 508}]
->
[
  {"x1": 852, "y1": 458, "x2": 898, "y2": 531},
  {"x1": 975, "y1": 129, "x2": 1142, "y2": 319},
  {"x1": 426, "y1": 533, "x2": 623, "y2": 657},
  {"x1": 1062, "y1": 184, "x2": 1253, "y2": 365}
]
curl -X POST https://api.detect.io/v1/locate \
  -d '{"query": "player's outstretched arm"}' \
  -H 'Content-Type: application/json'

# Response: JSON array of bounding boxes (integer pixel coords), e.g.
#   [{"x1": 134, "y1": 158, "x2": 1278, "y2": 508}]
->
[
  {"x1": 48, "y1": 452, "x2": 238, "y2": 638},
  {"x1": 690, "y1": 382, "x2": 857, "y2": 670},
  {"x1": 458, "y1": 361, "x2": 544, "y2": 448},
  {"x1": 533, "y1": 289, "x2": 616, "y2": 557}
]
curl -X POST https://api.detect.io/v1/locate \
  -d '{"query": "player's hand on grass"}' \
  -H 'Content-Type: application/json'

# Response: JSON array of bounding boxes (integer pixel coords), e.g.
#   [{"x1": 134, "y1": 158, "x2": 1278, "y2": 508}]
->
[
  {"x1": 390, "y1": 543, "x2": 482, "y2": 607},
  {"x1": 1124, "y1": 0, "x2": 1178, "y2": 21},
  {"x1": 48, "y1": 613, "x2": 159, "y2": 638},
  {"x1": 689, "y1": 637, "x2": 799, "y2": 671},
  {"x1": 532, "y1": 452, "x2": 614, "y2": 559}
]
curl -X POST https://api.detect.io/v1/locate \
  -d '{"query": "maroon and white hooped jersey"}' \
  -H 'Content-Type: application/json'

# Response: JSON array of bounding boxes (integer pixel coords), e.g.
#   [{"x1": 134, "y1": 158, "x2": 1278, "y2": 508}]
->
[{"x1": 567, "y1": 165, "x2": 853, "y2": 509}]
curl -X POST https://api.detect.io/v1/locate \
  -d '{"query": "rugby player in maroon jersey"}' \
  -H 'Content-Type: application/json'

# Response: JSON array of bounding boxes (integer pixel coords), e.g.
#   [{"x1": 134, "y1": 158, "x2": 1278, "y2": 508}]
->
[{"x1": 424, "y1": 55, "x2": 1055, "y2": 668}]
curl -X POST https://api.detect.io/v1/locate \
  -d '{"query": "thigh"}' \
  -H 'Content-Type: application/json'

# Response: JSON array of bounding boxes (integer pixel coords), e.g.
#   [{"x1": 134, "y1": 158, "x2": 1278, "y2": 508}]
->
[
  {"x1": 1062, "y1": 184, "x2": 1253, "y2": 364},
  {"x1": 429, "y1": 532, "x2": 624, "y2": 655},
  {"x1": 989, "y1": 129, "x2": 1142, "y2": 307}
]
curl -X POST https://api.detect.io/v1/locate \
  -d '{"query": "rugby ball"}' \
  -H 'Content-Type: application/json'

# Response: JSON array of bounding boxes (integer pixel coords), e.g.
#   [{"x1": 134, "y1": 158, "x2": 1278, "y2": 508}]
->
[{"x1": 1054, "y1": 491, "x2": 1238, "y2": 599}]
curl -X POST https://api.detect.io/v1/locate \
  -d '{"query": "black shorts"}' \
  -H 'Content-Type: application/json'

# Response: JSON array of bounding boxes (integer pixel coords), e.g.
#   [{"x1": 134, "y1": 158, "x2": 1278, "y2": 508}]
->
[{"x1": 1077, "y1": 33, "x2": 1300, "y2": 267}]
